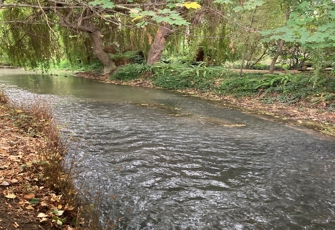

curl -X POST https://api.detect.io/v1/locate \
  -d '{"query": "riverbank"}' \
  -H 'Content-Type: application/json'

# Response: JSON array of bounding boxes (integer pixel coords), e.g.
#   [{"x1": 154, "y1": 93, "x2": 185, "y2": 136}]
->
[
  {"x1": 152, "y1": 89, "x2": 334, "y2": 137},
  {"x1": 0, "y1": 92, "x2": 81, "y2": 230},
  {"x1": 74, "y1": 70, "x2": 335, "y2": 138}
]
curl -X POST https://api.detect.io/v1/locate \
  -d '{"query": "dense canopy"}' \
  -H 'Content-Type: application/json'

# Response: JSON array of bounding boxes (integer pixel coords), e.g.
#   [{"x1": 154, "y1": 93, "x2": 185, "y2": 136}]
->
[{"x1": 0, "y1": 0, "x2": 334, "y2": 74}]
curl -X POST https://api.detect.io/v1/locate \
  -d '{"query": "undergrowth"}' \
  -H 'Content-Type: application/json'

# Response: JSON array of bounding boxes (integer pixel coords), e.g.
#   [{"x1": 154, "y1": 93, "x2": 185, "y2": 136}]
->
[
  {"x1": 151, "y1": 63, "x2": 225, "y2": 91},
  {"x1": 109, "y1": 63, "x2": 334, "y2": 108},
  {"x1": 217, "y1": 71, "x2": 335, "y2": 106},
  {"x1": 111, "y1": 63, "x2": 150, "y2": 81},
  {"x1": 110, "y1": 63, "x2": 227, "y2": 91}
]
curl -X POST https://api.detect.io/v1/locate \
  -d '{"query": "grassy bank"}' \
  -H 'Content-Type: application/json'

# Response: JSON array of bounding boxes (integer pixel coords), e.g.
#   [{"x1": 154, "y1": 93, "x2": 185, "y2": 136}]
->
[
  {"x1": 108, "y1": 63, "x2": 335, "y2": 137},
  {"x1": 0, "y1": 92, "x2": 101, "y2": 229}
]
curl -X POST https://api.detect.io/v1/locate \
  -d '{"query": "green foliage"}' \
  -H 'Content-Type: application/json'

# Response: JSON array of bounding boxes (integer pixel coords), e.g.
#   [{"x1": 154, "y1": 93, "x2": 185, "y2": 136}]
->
[
  {"x1": 255, "y1": 74, "x2": 291, "y2": 89},
  {"x1": 54, "y1": 58, "x2": 103, "y2": 73},
  {"x1": 110, "y1": 64, "x2": 150, "y2": 81},
  {"x1": 129, "y1": 7, "x2": 190, "y2": 26},
  {"x1": 0, "y1": 7, "x2": 61, "y2": 72},
  {"x1": 217, "y1": 71, "x2": 335, "y2": 105},
  {"x1": 262, "y1": 0, "x2": 335, "y2": 48},
  {"x1": 218, "y1": 72, "x2": 261, "y2": 96},
  {"x1": 151, "y1": 64, "x2": 225, "y2": 91},
  {"x1": 109, "y1": 51, "x2": 145, "y2": 64}
]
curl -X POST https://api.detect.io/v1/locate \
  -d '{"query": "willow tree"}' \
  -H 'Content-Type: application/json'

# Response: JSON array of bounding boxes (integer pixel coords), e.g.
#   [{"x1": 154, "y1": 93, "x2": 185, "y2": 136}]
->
[
  {"x1": 0, "y1": 6, "x2": 61, "y2": 70},
  {"x1": 146, "y1": 0, "x2": 236, "y2": 65},
  {"x1": 0, "y1": 0, "x2": 198, "y2": 74}
]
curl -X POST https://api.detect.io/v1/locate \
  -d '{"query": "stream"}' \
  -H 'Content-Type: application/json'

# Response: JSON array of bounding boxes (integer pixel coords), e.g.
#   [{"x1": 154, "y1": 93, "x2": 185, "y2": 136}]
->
[{"x1": 1, "y1": 69, "x2": 335, "y2": 229}]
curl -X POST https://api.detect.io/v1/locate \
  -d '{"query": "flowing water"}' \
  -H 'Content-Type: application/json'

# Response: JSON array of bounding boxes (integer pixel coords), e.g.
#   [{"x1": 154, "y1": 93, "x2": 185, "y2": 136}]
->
[{"x1": 1, "y1": 69, "x2": 335, "y2": 229}]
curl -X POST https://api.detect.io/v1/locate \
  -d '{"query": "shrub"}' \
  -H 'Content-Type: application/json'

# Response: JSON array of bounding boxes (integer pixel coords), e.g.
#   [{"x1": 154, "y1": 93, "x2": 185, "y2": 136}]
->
[
  {"x1": 151, "y1": 64, "x2": 225, "y2": 91},
  {"x1": 110, "y1": 64, "x2": 150, "y2": 81}
]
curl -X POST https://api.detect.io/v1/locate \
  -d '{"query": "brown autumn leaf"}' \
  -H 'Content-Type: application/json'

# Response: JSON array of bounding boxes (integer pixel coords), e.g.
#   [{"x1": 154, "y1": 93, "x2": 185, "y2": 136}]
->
[
  {"x1": 10, "y1": 178, "x2": 19, "y2": 184},
  {"x1": 64, "y1": 204, "x2": 75, "y2": 211},
  {"x1": 24, "y1": 193, "x2": 35, "y2": 200},
  {"x1": 26, "y1": 205, "x2": 34, "y2": 210},
  {"x1": 0, "y1": 149, "x2": 9, "y2": 156}
]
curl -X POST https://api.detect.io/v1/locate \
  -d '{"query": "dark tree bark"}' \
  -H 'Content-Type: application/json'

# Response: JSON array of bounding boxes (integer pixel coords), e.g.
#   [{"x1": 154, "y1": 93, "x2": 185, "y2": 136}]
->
[
  {"x1": 90, "y1": 31, "x2": 116, "y2": 75},
  {"x1": 147, "y1": 23, "x2": 173, "y2": 65}
]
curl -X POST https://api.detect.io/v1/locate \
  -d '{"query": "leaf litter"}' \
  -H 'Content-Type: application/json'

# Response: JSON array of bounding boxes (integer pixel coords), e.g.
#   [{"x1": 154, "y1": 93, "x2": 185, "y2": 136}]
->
[{"x1": 0, "y1": 95, "x2": 78, "y2": 229}]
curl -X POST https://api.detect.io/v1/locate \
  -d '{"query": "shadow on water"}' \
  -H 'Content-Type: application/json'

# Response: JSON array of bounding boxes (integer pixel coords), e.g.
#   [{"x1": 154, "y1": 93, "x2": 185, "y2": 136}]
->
[{"x1": 1, "y1": 69, "x2": 335, "y2": 229}]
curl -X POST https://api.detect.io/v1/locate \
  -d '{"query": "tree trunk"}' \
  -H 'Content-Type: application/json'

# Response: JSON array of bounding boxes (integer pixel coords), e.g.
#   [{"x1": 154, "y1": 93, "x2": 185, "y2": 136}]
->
[
  {"x1": 55, "y1": 9, "x2": 116, "y2": 75},
  {"x1": 90, "y1": 31, "x2": 116, "y2": 75},
  {"x1": 269, "y1": 10, "x2": 290, "y2": 74},
  {"x1": 269, "y1": 39, "x2": 284, "y2": 73},
  {"x1": 147, "y1": 23, "x2": 173, "y2": 65},
  {"x1": 239, "y1": 7, "x2": 258, "y2": 76}
]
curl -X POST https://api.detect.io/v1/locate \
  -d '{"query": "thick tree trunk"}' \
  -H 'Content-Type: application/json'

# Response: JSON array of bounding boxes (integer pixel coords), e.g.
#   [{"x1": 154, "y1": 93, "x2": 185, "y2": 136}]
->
[
  {"x1": 147, "y1": 24, "x2": 173, "y2": 65},
  {"x1": 90, "y1": 31, "x2": 116, "y2": 75},
  {"x1": 269, "y1": 39, "x2": 284, "y2": 74},
  {"x1": 55, "y1": 9, "x2": 116, "y2": 75}
]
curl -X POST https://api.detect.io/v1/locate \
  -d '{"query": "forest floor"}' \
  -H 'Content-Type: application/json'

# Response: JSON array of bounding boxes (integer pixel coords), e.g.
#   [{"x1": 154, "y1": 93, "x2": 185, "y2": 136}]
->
[{"x1": 0, "y1": 95, "x2": 78, "y2": 230}]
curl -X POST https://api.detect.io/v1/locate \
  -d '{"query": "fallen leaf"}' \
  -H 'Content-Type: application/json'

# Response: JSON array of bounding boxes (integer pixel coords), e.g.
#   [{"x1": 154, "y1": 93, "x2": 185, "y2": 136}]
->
[
  {"x1": 29, "y1": 198, "x2": 39, "y2": 204},
  {"x1": 40, "y1": 217, "x2": 48, "y2": 222},
  {"x1": 56, "y1": 219, "x2": 63, "y2": 225},
  {"x1": 5, "y1": 193, "x2": 16, "y2": 199},
  {"x1": 24, "y1": 193, "x2": 35, "y2": 199},
  {"x1": 26, "y1": 205, "x2": 34, "y2": 210},
  {"x1": 0, "y1": 149, "x2": 9, "y2": 156},
  {"x1": 0, "y1": 181, "x2": 10, "y2": 186},
  {"x1": 37, "y1": 213, "x2": 48, "y2": 218},
  {"x1": 64, "y1": 204, "x2": 75, "y2": 211},
  {"x1": 40, "y1": 201, "x2": 48, "y2": 206},
  {"x1": 52, "y1": 209, "x2": 64, "y2": 216},
  {"x1": 10, "y1": 179, "x2": 18, "y2": 184}
]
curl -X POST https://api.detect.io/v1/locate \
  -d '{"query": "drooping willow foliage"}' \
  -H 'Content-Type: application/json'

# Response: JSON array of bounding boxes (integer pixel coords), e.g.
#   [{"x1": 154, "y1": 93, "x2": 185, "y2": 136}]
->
[
  {"x1": 58, "y1": 11, "x2": 157, "y2": 67},
  {"x1": 101, "y1": 14, "x2": 155, "y2": 57},
  {"x1": 163, "y1": 0, "x2": 237, "y2": 65},
  {"x1": 0, "y1": 7, "x2": 61, "y2": 71},
  {"x1": 60, "y1": 28, "x2": 94, "y2": 67},
  {"x1": 0, "y1": 0, "x2": 279, "y2": 71}
]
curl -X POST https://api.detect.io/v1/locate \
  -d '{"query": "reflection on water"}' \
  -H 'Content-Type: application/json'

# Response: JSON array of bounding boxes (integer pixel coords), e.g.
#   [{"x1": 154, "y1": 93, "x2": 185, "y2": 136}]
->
[{"x1": 1, "y1": 69, "x2": 335, "y2": 229}]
